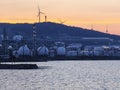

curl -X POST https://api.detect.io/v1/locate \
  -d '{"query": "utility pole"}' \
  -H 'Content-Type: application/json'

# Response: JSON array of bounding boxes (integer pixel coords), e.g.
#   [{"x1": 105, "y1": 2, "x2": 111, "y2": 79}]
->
[{"x1": 3, "y1": 27, "x2": 8, "y2": 55}]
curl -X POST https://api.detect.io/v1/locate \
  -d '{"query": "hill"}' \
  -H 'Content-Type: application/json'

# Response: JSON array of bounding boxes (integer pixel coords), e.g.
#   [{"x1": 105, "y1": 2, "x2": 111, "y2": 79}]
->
[{"x1": 0, "y1": 22, "x2": 120, "y2": 41}]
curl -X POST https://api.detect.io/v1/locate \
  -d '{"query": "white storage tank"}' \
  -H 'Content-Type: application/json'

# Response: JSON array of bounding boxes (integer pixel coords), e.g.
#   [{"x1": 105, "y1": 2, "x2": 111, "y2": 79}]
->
[
  {"x1": 93, "y1": 47, "x2": 104, "y2": 56},
  {"x1": 8, "y1": 45, "x2": 13, "y2": 50},
  {"x1": 66, "y1": 51, "x2": 78, "y2": 56},
  {"x1": 49, "y1": 49, "x2": 56, "y2": 57},
  {"x1": 0, "y1": 44, "x2": 2, "y2": 48},
  {"x1": 17, "y1": 45, "x2": 31, "y2": 56},
  {"x1": 66, "y1": 43, "x2": 82, "y2": 57},
  {"x1": 37, "y1": 46, "x2": 49, "y2": 56},
  {"x1": 84, "y1": 46, "x2": 94, "y2": 51},
  {"x1": 13, "y1": 35, "x2": 23, "y2": 42},
  {"x1": 102, "y1": 46, "x2": 111, "y2": 56},
  {"x1": 80, "y1": 51, "x2": 92, "y2": 56},
  {"x1": 57, "y1": 47, "x2": 66, "y2": 56}
]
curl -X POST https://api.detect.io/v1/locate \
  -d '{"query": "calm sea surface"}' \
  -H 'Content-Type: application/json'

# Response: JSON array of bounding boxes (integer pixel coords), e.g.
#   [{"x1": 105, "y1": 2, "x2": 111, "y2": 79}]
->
[{"x1": 0, "y1": 61, "x2": 120, "y2": 90}]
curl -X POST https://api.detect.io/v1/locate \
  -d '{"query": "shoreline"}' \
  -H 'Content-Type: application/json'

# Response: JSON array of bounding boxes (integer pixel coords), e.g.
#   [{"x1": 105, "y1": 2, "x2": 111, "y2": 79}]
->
[{"x1": 0, "y1": 56, "x2": 120, "y2": 62}]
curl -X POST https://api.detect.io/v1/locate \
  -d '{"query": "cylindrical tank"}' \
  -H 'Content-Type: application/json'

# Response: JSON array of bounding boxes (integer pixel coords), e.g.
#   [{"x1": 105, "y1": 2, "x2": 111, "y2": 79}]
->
[
  {"x1": 17, "y1": 45, "x2": 31, "y2": 56},
  {"x1": 66, "y1": 51, "x2": 78, "y2": 56},
  {"x1": 13, "y1": 35, "x2": 23, "y2": 42},
  {"x1": 93, "y1": 47, "x2": 104, "y2": 56},
  {"x1": 57, "y1": 47, "x2": 66, "y2": 56},
  {"x1": 8, "y1": 45, "x2": 13, "y2": 50},
  {"x1": 37, "y1": 46, "x2": 49, "y2": 56}
]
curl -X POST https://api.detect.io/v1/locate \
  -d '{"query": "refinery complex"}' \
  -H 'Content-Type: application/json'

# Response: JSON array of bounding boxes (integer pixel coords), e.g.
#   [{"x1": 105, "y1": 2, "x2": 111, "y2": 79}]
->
[{"x1": 0, "y1": 25, "x2": 120, "y2": 61}]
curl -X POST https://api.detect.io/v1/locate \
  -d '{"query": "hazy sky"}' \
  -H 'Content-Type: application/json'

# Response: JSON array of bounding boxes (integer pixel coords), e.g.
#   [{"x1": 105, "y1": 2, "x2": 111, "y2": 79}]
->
[{"x1": 0, "y1": 0, "x2": 120, "y2": 35}]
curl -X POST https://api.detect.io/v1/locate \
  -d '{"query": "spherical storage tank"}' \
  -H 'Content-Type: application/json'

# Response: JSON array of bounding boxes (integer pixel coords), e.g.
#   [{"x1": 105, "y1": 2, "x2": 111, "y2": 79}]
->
[
  {"x1": 57, "y1": 47, "x2": 66, "y2": 56},
  {"x1": 37, "y1": 46, "x2": 49, "y2": 55},
  {"x1": 13, "y1": 35, "x2": 23, "y2": 42},
  {"x1": 17, "y1": 45, "x2": 31, "y2": 56}
]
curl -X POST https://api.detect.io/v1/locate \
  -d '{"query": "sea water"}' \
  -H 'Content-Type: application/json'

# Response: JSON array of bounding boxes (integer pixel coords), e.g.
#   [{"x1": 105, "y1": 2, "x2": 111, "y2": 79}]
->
[{"x1": 0, "y1": 61, "x2": 120, "y2": 90}]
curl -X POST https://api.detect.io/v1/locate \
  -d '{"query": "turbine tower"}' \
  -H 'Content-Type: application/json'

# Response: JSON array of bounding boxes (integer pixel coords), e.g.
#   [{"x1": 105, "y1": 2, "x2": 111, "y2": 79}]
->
[
  {"x1": 38, "y1": 6, "x2": 44, "y2": 23},
  {"x1": 45, "y1": 15, "x2": 47, "y2": 23},
  {"x1": 106, "y1": 26, "x2": 108, "y2": 33},
  {"x1": 91, "y1": 25, "x2": 93, "y2": 30}
]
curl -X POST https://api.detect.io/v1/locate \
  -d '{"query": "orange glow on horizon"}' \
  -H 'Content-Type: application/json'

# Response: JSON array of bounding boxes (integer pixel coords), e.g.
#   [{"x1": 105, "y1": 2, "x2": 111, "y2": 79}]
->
[
  {"x1": 0, "y1": 0, "x2": 120, "y2": 35},
  {"x1": 0, "y1": 18, "x2": 120, "y2": 35}
]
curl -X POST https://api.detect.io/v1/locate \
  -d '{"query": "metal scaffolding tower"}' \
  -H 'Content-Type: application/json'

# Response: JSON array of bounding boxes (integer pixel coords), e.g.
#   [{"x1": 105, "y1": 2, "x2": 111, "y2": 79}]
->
[{"x1": 33, "y1": 23, "x2": 37, "y2": 57}]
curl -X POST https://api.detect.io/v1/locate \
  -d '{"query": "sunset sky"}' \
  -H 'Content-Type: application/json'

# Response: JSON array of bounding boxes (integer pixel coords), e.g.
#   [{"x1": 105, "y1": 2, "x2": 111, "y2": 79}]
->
[{"x1": 0, "y1": 0, "x2": 120, "y2": 35}]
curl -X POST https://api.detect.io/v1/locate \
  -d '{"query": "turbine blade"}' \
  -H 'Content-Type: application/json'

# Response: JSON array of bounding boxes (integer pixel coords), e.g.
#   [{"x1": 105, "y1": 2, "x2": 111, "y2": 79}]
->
[
  {"x1": 38, "y1": 6, "x2": 40, "y2": 11},
  {"x1": 58, "y1": 18, "x2": 62, "y2": 23},
  {"x1": 40, "y1": 12, "x2": 44, "y2": 14},
  {"x1": 63, "y1": 20, "x2": 66, "y2": 23}
]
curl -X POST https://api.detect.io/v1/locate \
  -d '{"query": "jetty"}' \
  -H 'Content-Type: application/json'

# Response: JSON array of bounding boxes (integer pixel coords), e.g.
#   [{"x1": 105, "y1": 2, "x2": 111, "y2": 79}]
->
[{"x1": 0, "y1": 64, "x2": 38, "y2": 69}]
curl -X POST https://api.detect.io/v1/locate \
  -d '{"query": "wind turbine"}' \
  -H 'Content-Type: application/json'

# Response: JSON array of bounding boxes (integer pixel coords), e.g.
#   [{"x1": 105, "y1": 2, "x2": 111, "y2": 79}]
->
[
  {"x1": 106, "y1": 25, "x2": 108, "y2": 33},
  {"x1": 58, "y1": 18, "x2": 66, "y2": 24},
  {"x1": 37, "y1": 6, "x2": 44, "y2": 23},
  {"x1": 91, "y1": 24, "x2": 93, "y2": 30}
]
